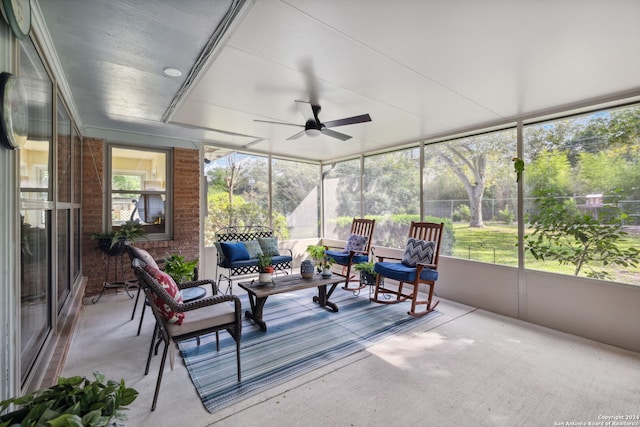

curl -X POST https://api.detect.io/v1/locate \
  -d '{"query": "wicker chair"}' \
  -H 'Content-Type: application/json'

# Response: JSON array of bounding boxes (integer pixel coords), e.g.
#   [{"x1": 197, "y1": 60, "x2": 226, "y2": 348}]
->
[
  {"x1": 126, "y1": 245, "x2": 210, "y2": 336},
  {"x1": 131, "y1": 258, "x2": 242, "y2": 411}
]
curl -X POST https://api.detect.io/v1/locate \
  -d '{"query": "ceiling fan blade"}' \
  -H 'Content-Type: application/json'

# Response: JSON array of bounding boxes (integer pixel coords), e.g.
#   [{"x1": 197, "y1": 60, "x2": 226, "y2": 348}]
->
[
  {"x1": 323, "y1": 113, "x2": 372, "y2": 128},
  {"x1": 294, "y1": 100, "x2": 320, "y2": 124},
  {"x1": 287, "y1": 130, "x2": 307, "y2": 140},
  {"x1": 254, "y1": 119, "x2": 304, "y2": 128},
  {"x1": 321, "y1": 128, "x2": 352, "y2": 141}
]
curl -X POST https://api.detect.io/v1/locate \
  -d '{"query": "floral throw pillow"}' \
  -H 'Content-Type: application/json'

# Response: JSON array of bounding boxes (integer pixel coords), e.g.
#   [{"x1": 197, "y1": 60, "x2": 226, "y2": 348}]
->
[
  {"x1": 401, "y1": 238, "x2": 435, "y2": 268},
  {"x1": 145, "y1": 265, "x2": 185, "y2": 325},
  {"x1": 343, "y1": 234, "x2": 369, "y2": 253}
]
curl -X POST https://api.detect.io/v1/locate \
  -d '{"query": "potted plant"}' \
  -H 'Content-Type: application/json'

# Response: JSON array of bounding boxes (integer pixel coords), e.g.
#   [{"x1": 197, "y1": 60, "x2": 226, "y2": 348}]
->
[
  {"x1": 0, "y1": 371, "x2": 138, "y2": 426},
  {"x1": 257, "y1": 253, "x2": 274, "y2": 283},
  {"x1": 114, "y1": 219, "x2": 147, "y2": 243},
  {"x1": 90, "y1": 231, "x2": 122, "y2": 256},
  {"x1": 354, "y1": 261, "x2": 377, "y2": 286},
  {"x1": 321, "y1": 255, "x2": 334, "y2": 278},
  {"x1": 163, "y1": 253, "x2": 198, "y2": 284},
  {"x1": 306, "y1": 244, "x2": 326, "y2": 273},
  {"x1": 91, "y1": 219, "x2": 147, "y2": 256}
]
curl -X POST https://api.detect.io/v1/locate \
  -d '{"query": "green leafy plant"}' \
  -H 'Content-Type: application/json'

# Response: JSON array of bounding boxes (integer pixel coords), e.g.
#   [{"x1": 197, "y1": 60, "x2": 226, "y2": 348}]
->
[
  {"x1": 0, "y1": 371, "x2": 138, "y2": 427},
  {"x1": 354, "y1": 261, "x2": 377, "y2": 285},
  {"x1": 113, "y1": 219, "x2": 147, "y2": 243},
  {"x1": 91, "y1": 220, "x2": 147, "y2": 255},
  {"x1": 305, "y1": 245, "x2": 325, "y2": 262},
  {"x1": 322, "y1": 256, "x2": 334, "y2": 270},
  {"x1": 163, "y1": 253, "x2": 198, "y2": 283},
  {"x1": 354, "y1": 261, "x2": 375, "y2": 275},
  {"x1": 452, "y1": 204, "x2": 471, "y2": 222},
  {"x1": 524, "y1": 190, "x2": 640, "y2": 279},
  {"x1": 498, "y1": 204, "x2": 515, "y2": 225},
  {"x1": 257, "y1": 253, "x2": 274, "y2": 273},
  {"x1": 306, "y1": 245, "x2": 334, "y2": 272},
  {"x1": 306, "y1": 244, "x2": 326, "y2": 272}
]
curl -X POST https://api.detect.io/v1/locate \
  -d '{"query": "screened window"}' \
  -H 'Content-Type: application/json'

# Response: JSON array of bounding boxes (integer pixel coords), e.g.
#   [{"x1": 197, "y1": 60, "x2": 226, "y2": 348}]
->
[
  {"x1": 323, "y1": 158, "x2": 360, "y2": 240},
  {"x1": 272, "y1": 159, "x2": 319, "y2": 239},
  {"x1": 204, "y1": 152, "x2": 271, "y2": 245},
  {"x1": 364, "y1": 149, "x2": 421, "y2": 247},
  {"x1": 523, "y1": 105, "x2": 640, "y2": 285},
  {"x1": 423, "y1": 129, "x2": 517, "y2": 264}
]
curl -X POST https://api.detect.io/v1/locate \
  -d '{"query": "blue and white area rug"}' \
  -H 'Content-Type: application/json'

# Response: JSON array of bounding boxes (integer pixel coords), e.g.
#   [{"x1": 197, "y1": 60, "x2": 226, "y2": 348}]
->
[{"x1": 178, "y1": 286, "x2": 442, "y2": 413}]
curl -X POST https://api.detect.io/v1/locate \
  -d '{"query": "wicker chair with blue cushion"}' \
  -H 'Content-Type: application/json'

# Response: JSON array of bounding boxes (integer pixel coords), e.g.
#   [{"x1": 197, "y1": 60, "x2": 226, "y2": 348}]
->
[
  {"x1": 371, "y1": 222, "x2": 443, "y2": 317},
  {"x1": 324, "y1": 218, "x2": 376, "y2": 291},
  {"x1": 131, "y1": 258, "x2": 242, "y2": 411}
]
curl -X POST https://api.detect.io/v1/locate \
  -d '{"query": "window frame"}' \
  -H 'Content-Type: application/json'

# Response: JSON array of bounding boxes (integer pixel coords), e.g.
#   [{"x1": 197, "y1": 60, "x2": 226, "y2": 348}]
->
[{"x1": 107, "y1": 144, "x2": 172, "y2": 240}]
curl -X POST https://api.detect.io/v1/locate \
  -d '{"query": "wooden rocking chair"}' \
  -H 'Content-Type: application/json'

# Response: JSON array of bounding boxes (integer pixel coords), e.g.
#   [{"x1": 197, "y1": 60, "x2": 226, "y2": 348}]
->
[
  {"x1": 371, "y1": 221, "x2": 443, "y2": 317},
  {"x1": 324, "y1": 218, "x2": 376, "y2": 291}
]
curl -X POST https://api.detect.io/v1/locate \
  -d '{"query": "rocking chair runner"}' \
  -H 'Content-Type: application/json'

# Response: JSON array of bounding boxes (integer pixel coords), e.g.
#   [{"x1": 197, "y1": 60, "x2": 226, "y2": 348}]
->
[
  {"x1": 324, "y1": 218, "x2": 376, "y2": 291},
  {"x1": 371, "y1": 221, "x2": 444, "y2": 317}
]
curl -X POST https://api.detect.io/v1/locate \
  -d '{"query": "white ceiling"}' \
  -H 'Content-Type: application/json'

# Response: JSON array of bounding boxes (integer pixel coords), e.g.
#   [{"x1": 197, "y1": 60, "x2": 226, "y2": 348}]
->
[{"x1": 37, "y1": 0, "x2": 640, "y2": 162}]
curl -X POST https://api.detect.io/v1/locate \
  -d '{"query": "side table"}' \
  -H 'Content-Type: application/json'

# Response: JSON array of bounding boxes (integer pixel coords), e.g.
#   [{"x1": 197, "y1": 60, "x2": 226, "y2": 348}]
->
[{"x1": 92, "y1": 252, "x2": 136, "y2": 304}]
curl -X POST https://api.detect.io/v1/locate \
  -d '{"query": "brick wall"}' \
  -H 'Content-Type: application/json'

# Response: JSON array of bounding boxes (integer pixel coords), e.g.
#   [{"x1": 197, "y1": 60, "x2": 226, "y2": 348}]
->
[{"x1": 81, "y1": 140, "x2": 201, "y2": 296}]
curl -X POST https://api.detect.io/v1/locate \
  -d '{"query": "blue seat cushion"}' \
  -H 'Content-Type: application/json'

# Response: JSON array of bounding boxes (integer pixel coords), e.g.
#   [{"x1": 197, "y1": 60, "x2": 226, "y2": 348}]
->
[
  {"x1": 270, "y1": 255, "x2": 292, "y2": 265},
  {"x1": 374, "y1": 261, "x2": 438, "y2": 283},
  {"x1": 228, "y1": 258, "x2": 259, "y2": 269},
  {"x1": 325, "y1": 249, "x2": 368, "y2": 266}
]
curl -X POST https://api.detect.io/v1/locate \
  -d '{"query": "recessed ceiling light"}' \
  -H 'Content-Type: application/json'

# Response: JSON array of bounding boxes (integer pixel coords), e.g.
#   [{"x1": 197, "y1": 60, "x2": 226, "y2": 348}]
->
[{"x1": 163, "y1": 67, "x2": 182, "y2": 77}]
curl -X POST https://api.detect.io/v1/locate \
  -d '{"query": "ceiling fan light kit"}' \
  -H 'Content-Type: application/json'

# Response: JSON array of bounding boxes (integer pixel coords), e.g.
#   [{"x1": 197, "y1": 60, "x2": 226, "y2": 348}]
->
[
  {"x1": 305, "y1": 128, "x2": 321, "y2": 137},
  {"x1": 256, "y1": 100, "x2": 371, "y2": 141}
]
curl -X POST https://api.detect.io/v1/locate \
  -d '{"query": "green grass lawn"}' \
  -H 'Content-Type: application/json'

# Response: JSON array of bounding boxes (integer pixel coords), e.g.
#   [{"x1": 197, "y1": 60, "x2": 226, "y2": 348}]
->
[{"x1": 451, "y1": 222, "x2": 640, "y2": 285}]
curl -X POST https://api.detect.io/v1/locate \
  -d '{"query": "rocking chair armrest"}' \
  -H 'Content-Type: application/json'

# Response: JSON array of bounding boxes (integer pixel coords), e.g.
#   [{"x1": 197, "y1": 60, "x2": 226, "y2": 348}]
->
[
  {"x1": 347, "y1": 249, "x2": 367, "y2": 256},
  {"x1": 415, "y1": 263, "x2": 437, "y2": 276},
  {"x1": 375, "y1": 255, "x2": 403, "y2": 262},
  {"x1": 324, "y1": 243, "x2": 344, "y2": 251},
  {"x1": 416, "y1": 262, "x2": 437, "y2": 269}
]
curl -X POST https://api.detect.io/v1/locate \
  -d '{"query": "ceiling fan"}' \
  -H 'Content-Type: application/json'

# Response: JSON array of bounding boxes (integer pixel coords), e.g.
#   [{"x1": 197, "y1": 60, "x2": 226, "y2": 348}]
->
[{"x1": 255, "y1": 100, "x2": 371, "y2": 141}]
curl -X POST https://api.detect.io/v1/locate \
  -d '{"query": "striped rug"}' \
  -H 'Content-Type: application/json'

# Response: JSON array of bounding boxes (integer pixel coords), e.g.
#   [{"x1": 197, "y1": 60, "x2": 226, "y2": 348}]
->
[{"x1": 178, "y1": 286, "x2": 442, "y2": 413}]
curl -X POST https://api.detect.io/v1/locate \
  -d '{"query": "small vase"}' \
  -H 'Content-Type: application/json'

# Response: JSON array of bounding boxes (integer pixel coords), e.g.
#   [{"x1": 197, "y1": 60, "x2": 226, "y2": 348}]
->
[
  {"x1": 259, "y1": 272, "x2": 273, "y2": 283},
  {"x1": 321, "y1": 268, "x2": 332, "y2": 279},
  {"x1": 300, "y1": 260, "x2": 315, "y2": 279}
]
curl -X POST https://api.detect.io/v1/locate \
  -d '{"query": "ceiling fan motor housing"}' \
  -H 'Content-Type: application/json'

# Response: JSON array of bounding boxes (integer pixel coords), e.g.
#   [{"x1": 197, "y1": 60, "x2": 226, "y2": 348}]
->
[{"x1": 305, "y1": 118, "x2": 323, "y2": 131}]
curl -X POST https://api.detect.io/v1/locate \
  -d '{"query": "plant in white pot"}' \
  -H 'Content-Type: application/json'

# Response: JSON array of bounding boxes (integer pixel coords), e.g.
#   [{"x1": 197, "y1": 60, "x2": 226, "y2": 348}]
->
[
  {"x1": 321, "y1": 255, "x2": 334, "y2": 278},
  {"x1": 258, "y1": 254, "x2": 274, "y2": 283}
]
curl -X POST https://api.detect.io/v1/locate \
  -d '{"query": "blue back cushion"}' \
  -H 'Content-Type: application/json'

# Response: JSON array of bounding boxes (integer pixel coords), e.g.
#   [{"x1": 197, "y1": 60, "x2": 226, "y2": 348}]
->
[{"x1": 220, "y1": 241, "x2": 251, "y2": 263}]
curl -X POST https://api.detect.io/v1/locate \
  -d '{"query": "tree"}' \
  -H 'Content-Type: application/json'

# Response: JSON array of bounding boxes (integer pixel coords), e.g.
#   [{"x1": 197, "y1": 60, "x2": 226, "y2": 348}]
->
[
  {"x1": 525, "y1": 150, "x2": 572, "y2": 196},
  {"x1": 432, "y1": 131, "x2": 515, "y2": 227},
  {"x1": 362, "y1": 149, "x2": 421, "y2": 216},
  {"x1": 524, "y1": 190, "x2": 639, "y2": 279}
]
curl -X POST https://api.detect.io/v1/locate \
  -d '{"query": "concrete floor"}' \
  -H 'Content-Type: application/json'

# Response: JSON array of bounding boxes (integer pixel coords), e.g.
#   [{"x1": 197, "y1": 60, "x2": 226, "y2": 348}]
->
[{"x1": 63, "y1": 287, "x2": 640, "y2": 427}]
